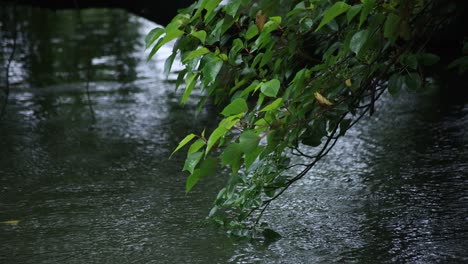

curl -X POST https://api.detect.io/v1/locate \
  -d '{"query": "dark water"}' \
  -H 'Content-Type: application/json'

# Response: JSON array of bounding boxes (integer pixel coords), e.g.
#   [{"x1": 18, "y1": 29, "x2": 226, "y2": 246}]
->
[{"x1": 0, "y1": 5, "x2": 467, "y2": 264}]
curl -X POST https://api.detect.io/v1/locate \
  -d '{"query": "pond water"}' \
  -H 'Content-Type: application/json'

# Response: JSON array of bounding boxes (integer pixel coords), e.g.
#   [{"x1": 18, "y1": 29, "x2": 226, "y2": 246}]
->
[{"x1": 1, "y1": 5, "x2": 467, "y2": 264}]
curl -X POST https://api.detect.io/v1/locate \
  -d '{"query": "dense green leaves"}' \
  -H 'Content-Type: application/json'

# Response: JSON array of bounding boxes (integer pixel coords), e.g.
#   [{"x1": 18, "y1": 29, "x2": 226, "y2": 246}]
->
[{"x1": 146, "y1": 0, "x2": 454, "y2": 237}]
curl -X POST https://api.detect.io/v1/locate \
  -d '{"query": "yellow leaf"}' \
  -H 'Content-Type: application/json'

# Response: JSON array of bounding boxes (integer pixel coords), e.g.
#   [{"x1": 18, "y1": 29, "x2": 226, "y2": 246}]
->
[
  {"x1": 345, "y1": 79, "x2": 352, "y2": 87},
  {"x1": 314, "y1": 92, "x2": 333, "y2": 106},
  {"x1": 256, "y1": 10, "x2": 267, "y2": 32},
  {"x1": 2, "y1": 220, "x2": 19, "y2": 225}
]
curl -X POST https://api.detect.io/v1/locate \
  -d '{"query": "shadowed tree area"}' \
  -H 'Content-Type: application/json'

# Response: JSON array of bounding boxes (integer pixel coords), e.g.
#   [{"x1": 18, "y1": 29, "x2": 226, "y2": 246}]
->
[{"x1": 0, "y1": 0, "x2": 194, "y2": 26}]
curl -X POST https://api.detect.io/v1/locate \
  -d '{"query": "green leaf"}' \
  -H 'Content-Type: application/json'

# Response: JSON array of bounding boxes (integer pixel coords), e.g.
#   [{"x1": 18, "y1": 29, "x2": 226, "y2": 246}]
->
[
  {"x1": 252, "y1": 53, "x2": 263, "y2": 69},
  {"x1": 448, "y1": 56, "x2": 468, "y2": 74},
  {"x1": 181, "y1": 72, "x2": 198, "y2": 104},
  {"x1": 418, "y1": 53, "x2": 440, "y2": 66},
  {"x1": 183, "y1": 152, "x2": 203, "y2": 174},
  {"x1": 190, "y1": 30, "x2": 207, "y2": 44},
  {"x1": 270, "y1": 16, "x2": 282, "y2": 24},
  {"x1": 229, "y1": 38, "x2": 244, "y2": 62},
  {"x1": 404, "y1": 73, "x2": 422, "y2": 91},
  {"x1": 183, "y1": 47, "x2": 210, "y2": 63},
  {"x1": 387, "y1": 73, "x2": 404, "y2": 95},
  {"x1": 202, "y1": 55, "x2": 223, "y2": 85},
  {"x1": 240, "y1": 81, "x2": 261, "y2": 98},
  {"x1": 403, "y1": 54, "x2": 418, "y2": 70},
  {"x1": 147, "y1": 27, "x2": 184, "y2": 61},
  {"x1": 259, "y1": 98, "x2": 283, "y2": 112},
  {"x1": 200, "y1": 156, "x2": 217, "y2": 177},
  {"x1": 220, "y1": 143, "x2": 243, "y2": 173},
  {"x1": 239, "y1": 130, "x2": 260, "y2": 153},
  {"x1": 300, "y1": 18, "x2": 314, "y2": 32},
  {"x1": 164, "y1": 53, "x2": 177, "y2": 78},
  {"x1": 302, "y1": 120, "x2": 327, "y2": 147},
  {"x1": 175, "y1": 69, "x2": 187, "y2": 92},
  {"x1": 327, "y1": 19, "x2": 339, "y2": 31},
  {"x1": 145, "y1": 27, "x2": 164, "y2": 49},
  {"x1": 188, "y1": 139, "x2": 206, "y2": 155},
  {"x1": 186, "y1": 169, "x2": 201, "y2": 193},
  {"x1": 206, "y1": 19, "x2": 224, "y2": 44},
  {"x1": 347, "y1": 4, "x2": 362, "y2": 23},
  {"x1": 384, "y1": 13, "x2": 401, "y2": 43},
  {"x1": 245, "y1": 146, "x2": 264, "y2": 170},
  {"x1": 262, "y1": 20, "x2": 280, "y2": 34},
  {"x1": 202, "y1": 0, "x2": 222, "y2": 22},
  {"x1": 359, "y1": 0, "x2": 375, "y2": 28},
  {"x1": 349, "y1": 29, "x2": 368, "y2": 55},
  {"x1": 206, "y1": 126, "x2": 227, "y2": 154},
  {"x1": 171, "y1": 133, "x2": 196, "y2": 157},
  {"x1": 221, "y1": 98, "x2": 248, "y2": 116},
  {"x1": 315, "y1": 2, "x2": 351, "y2": 32},
  {"x1": 260, "y1": 79, "x2": 280, "y2": 97},
  {"x1": 223, "y1": 0, "x2": 242, "y2": 17},
  {"x1": 246, "y1": 24, "x2": 259, "y2": 40}
]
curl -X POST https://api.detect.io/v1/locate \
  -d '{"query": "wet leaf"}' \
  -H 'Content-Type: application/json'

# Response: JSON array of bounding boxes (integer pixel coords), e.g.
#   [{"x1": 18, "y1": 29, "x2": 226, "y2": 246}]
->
[
  {"x1": 171, "y1": 134, "x2": 196, "y2": 157},
  {"x1": 183, "y1": 151, "x2": 203, "y2": 174},
  {"x1": 221, "y1": 98, "x2": 248, "y2": 116},
  {"x1": 188, "y1": 139, "x2": 206, "y2": 155},
  {"x1": 186, "y1": 169, "x2": 201, "y2": 193},
  {"x1": 206, "y1": 126, "x2": 227, "y2": 154},
  {"x1": 145, "y1": 27, "x2": 164, "y2": 49},
  {"x1": 202, "y1": 55, "x2": 223, "y2": 84},
  {"x1": 183, "y1": 47, "x2": 210, "y2": 63},
  {"x1": 260, "y1": 79, "x2": 280, "y2": 97},
  {"x1": 347, "y1": 4, "x2": 362, "y2": 22},
  {"x1": 350, "y1": 29, "x2": 368, "y2": 55},
  {"x1": 387, "y1": 73, "x2": 404, "y2": 95},
  {"x1": 260, "y1": 98, "x2": 283, "y2": 112},
  {"x1": 190, "y1": 30, "x2": 207, "y2": 44},
  {"x1": 223, "y1": 0, "x2": 242, "y2": 17},
  {"x1": 246, "y1": 24, "x2": 259, "y2": 40}
]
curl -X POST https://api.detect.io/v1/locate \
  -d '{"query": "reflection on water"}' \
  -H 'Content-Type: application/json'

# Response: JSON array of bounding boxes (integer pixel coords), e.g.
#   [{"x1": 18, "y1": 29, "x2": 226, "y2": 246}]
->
[{"x1": 1, "y1": 4, "x2": 467, "y2": 264}]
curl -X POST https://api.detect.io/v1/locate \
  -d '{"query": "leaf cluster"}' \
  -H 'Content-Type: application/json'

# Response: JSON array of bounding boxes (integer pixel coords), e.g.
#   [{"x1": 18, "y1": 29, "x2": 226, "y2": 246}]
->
[{"x1": 146, "y1": 0, "x2": 457, "y2": 237}]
